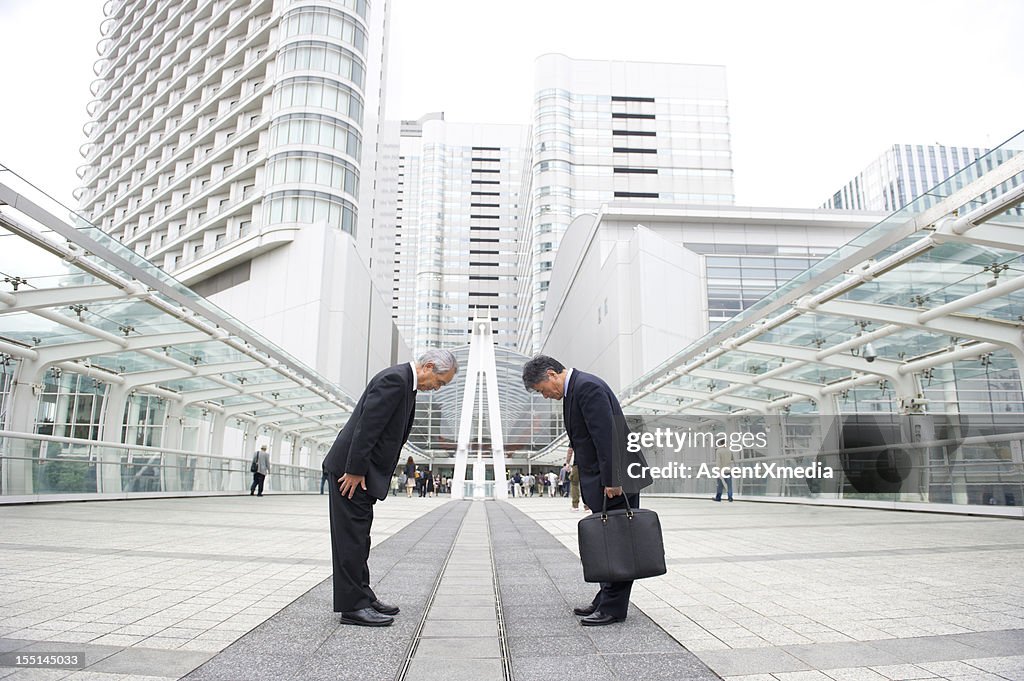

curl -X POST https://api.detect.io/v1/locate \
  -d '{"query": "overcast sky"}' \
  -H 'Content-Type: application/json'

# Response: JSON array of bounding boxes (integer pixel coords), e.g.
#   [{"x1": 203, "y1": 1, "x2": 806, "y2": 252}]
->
[{"x1": 2, "y1": 0, "x2": 1021, "y2": 210}]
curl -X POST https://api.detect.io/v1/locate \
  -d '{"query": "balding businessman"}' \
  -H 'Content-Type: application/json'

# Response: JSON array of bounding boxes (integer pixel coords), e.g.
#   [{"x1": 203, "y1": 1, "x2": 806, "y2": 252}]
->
[{"x1": 323, "y1": 349, "x2": 458, "y2": 626}]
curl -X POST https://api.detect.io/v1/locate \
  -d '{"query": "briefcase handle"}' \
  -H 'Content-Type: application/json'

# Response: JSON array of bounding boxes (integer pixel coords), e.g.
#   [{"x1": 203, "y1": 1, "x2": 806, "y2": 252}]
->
[{"x1": 600, "y1": 492, "x2": 634, "y2": 522}]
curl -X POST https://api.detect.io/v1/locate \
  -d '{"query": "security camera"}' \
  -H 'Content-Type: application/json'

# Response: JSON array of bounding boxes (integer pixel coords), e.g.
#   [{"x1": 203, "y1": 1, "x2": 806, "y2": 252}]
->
[{"x1": 863, "y1": 342, "x2": 878, "y2": 363}]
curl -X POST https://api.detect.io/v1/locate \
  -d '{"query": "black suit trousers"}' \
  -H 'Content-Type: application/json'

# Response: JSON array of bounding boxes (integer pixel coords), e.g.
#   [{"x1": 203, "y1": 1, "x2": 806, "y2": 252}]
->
[
  {"x1": 328, "y1": 478, "x2": 377, "y2": 612},
  {"x1": 587, "y1": 492, "x2": 640, "y2": 619}
]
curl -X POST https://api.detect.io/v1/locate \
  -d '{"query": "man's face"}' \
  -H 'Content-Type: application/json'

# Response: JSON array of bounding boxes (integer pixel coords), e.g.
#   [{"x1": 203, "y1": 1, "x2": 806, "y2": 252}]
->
[
  {"x1": 417, "y1": 364, "x2": 457, "y2": 392},
  {"x1": 530, "y1": 369, "x2": 565, "y2": 400}
]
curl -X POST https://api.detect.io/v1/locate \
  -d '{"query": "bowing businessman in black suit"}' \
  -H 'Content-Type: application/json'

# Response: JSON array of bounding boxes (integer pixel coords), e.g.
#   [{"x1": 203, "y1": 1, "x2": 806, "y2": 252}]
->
[
  {"x1": 522, "y1": 355, "x2": 652, "y2": 626},
  {"x1": 323, "y1": 349, "x2": 458, "y2": 627}
]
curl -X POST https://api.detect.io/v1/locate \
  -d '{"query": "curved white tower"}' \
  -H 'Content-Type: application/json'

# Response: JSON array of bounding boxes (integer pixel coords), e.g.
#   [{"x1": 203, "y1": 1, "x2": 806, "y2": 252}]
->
[{"x1": 75, "y1": 0, "x2": 401, "y2": 396}]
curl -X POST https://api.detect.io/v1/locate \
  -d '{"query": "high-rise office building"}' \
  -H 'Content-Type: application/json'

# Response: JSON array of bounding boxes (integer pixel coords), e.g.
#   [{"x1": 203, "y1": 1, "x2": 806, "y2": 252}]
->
[
  {"x1": 377, "y1": 115, "x2": 529, "y2": 356},
  {"x1": 821, "y1": 143, "x2": 992, "y2": 212},
  {"x1": 518, "y1": 55, "x2": 736, "y2": 352},
  {"x1": 75, "y1": 0, "x2": 402, "y2": 395}
]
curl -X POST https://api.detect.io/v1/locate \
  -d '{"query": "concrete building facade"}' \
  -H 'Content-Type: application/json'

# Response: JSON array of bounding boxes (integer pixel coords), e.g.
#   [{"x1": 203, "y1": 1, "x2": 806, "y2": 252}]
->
[
  {"x1": 519, "y1": 55, "x2": 736, "y2": 352},
  {"x1": 539, "y1": 205, "x2": 884, "y2": 392}
]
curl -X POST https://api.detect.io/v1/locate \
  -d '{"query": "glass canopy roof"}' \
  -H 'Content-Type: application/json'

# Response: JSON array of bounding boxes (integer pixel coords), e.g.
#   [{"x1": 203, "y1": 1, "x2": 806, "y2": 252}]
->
[
  {"x1": 0, "y1": 167, "x2": 357, "y2": 444},
  {"x1": 620, "y1": 128, "x2": 1024, "y2": 419},
  {"x1": 407, "y1": 345, "x2": 561, "y2": 457}
]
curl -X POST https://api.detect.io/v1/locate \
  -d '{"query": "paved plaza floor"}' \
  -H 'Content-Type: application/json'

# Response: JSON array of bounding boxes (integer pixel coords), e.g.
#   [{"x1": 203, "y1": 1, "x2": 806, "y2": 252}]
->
[{"x1": 0, "y1": 494, "x2": 1021, "y2": 680}]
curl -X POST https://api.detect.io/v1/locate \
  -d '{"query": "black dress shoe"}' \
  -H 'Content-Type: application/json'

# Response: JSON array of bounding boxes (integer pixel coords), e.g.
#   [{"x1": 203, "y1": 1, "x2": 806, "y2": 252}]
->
[
  {"x1": 573, "y1": 603, "x2": 598, "y2": 616},
  {"x1": 340, "y1": 607, "x2": 394, "y2": 627},
  {"x1": 370, "y1": 599, "x2": 400, "y2": 616},
  {"x1": 580, "y1": 610, "x2": 625, "y2": 626}
]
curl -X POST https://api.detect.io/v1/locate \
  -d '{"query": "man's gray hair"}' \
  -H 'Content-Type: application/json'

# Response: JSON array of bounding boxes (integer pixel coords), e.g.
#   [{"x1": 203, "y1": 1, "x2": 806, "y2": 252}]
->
[{"x1": 417, "y1": 348, "x2": 459, "y2": 374}]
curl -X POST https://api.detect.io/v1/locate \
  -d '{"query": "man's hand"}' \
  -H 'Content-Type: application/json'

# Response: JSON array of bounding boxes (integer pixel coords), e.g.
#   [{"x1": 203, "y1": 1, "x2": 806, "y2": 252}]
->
[
  {"x1": 338, "y1": 473, "x2": 367, "y2": 499},
  {"x1": 604, "y1": 485, "x2": 623, "y2": 498}
]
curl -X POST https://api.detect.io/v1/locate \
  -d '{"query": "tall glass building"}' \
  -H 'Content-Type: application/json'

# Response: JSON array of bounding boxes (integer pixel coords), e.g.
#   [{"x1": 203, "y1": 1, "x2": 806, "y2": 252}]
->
[
  {"x1": 821, "y1": 143, "x2": 993, "y2": 212},
  {"x1": 74, "y1": 0, "x2": 402, "y2": 396},
  {"x1": 518, "y1": 55, "x2": 736, "y2": 352},
  {"x1": 376, "y1": 116, "x2": 530, "y2": 356}
]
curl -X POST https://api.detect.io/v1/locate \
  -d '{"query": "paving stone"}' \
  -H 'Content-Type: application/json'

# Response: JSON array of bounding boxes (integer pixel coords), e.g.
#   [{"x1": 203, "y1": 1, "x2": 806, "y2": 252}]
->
[
  {"x1": 414, "y1": 636, "x2": 501, "y2": 658},
  {"x1": 404, "y1": 657, "x2": 503, "y2": 681},
  {"x1": 86, "y1": 647, "x2": 213, "y2": 677},
  {"x1": 425, "y1": 606, "x2": 496, "y2": 620},
  {"x1": 505, "y1": 633, "x2": 597, "y2": 658},
  {"x1": 420, "y1": 620, "x2": 498, "y2": 638},
  {"x1": 511, "y1": 654, "x2": 616, "y2": 681},
  {"x1": 868, "y1": 636, "x2": 984, "y2": 663},
  {"x1": 783, "y1": 642, "x2": 905, "y2": 669},
  {"x1": 428, "y1": 594, "x2": 495, "y2": 608},
  {"x1": 698, "y1": 648, "x2": 812, "y2": 676}
]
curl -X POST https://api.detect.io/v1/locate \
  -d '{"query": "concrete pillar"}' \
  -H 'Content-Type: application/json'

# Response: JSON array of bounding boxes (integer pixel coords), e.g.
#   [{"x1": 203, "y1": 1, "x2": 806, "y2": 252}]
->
[
  {"x1": 816, "y1": 395, "x2": 843, "y2": 498},
  {"x1": 97, "y1": 383, "x2": 128, "y2": 494},
  {"x1": 241, "y1": 420, "x2": 255, "y2": 457},
  {"x1": 51, "y1": 378, "x2": 72, "y2": 440},
  {"x1": 270, "y1": 428, "x2": 283, "y2": 462},
  {"x1": 122, "y1": 392, "x2": 142, "y2": 445},
  {"x1": 162, "y1": 400, "x2": 185, "y2": 492},
  {"x1": 266, "y1": 428, "x2": 282, "y2": 493},
  {"x1": 210, "y1": 413, "x2": 227, "y2": 455},
  {"x1": 763, "y1": 415, "x2": 785, "y2": 497},
  {"x1": 1, "y1": 360, "x2": 44, "y2": 495},
  {"x1": 194, "y1": 412, "x2": 225, "y2": 492},
  {"x1": 898, "y1": 373, "x2": 930, "y2": 503},
  {"x1": 236, "y1": 421, "x2": 255, "y2": 492}
]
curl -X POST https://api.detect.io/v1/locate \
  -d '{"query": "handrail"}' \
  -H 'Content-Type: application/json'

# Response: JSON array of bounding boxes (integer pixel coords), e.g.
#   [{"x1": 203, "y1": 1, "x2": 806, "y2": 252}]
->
[{"x1": 0, "y1": 430, "x2": 321, "y2": 471}]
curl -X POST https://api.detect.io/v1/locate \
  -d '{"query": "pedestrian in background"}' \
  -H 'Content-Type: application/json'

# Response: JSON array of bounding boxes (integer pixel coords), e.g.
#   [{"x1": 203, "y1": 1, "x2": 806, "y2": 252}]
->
[
  {"x1": 404, "y1": 456, "x2": 416, "y2": 498},
  {"x1": 250, "y1": 445, "x2": 270, "y2": 496},
  {"x1": 713, "y1": 443, "x2": 735, "y2": 502}
]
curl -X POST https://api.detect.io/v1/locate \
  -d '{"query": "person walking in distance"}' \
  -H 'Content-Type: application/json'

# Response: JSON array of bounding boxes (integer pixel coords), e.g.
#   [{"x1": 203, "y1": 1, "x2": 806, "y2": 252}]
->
[
  {"x1": 250, "y1": 445, "x2": 270, "y2": 496},
  {"x1": 403, "y1": 456, "x2": 416, "y2": 498},
  {"x1": 713, "y1": 442, "x2": 735, "y2": 502},
  {"x1": 322, "y1": 350, "x2": 457, "y2": 627},
  {"x1": 522, "y1": 355, "x2": 651, "y2": 626},
  {"x1": 559, "y1": 459, "x2": 570, "y2": 497}
]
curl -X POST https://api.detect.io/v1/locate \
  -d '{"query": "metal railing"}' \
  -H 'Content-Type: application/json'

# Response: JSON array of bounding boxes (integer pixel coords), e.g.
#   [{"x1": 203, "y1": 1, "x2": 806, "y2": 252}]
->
[
  {"x1": 641, "y1": 430, "x2": 1024, "y2": 517},
  {"x1": 0, "y1": 431, "x2": 322, "y2": 502}
]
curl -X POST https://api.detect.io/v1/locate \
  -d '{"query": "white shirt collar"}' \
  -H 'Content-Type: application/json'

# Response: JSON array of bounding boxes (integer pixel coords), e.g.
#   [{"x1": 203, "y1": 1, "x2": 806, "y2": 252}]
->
[
  {"x1": 409, "y1": 361, "x2": 418, "y2": 393},
  {"x1": 564, "y1": 367, "x2": 573, "y2": 399}
]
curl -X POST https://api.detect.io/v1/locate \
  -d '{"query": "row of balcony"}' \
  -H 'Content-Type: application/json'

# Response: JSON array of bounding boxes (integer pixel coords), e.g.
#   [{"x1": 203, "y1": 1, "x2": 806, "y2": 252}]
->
[
  {"x1": 79, "y1": 69, "x2": 272, "y2": 216},
  {"x1": 82, "y1": 8, "x2": 273, "y2": 177},
  {"x1": 102, "y1": 128, "x2": 265, "y2": 252}
]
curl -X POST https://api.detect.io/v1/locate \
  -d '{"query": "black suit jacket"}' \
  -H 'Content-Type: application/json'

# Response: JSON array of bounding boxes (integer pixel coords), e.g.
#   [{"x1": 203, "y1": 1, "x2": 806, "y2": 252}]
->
[
  {"x1": 322, "y1": 363, "x2": 417, "y2": 501},
  {"x1": 563, "y1": 369, "x2": 652, "y2": 509}
]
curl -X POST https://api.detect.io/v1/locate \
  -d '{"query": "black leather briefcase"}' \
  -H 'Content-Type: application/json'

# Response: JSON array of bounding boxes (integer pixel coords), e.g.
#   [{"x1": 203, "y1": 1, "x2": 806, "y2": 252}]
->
[{"x1": 577, "y1": 495, "x2": 667, "y2": 583}]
